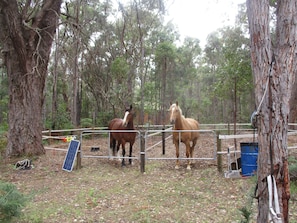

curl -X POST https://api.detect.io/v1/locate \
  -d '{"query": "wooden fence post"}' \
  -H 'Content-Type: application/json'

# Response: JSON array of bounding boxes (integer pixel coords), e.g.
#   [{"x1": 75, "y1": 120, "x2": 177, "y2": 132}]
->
[{"x1": 217, "y1": 131, "x2": 222, "y2": 173}]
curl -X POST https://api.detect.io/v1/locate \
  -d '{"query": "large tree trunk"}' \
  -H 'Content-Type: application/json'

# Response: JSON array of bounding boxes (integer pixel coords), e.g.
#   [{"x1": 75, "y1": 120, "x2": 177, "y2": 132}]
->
[
  {"x1": 247, "y1": 0, "x2": 297, "y2": 222},
  {"x1": 0, "y1": 0, "x2": 62, "y2": 157}
]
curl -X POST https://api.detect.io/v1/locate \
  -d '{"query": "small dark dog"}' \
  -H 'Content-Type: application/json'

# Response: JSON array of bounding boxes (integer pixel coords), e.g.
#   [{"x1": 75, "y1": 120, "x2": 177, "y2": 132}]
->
[{"x1": 231, "y1": 157, "x2": 241, "y2": 170}]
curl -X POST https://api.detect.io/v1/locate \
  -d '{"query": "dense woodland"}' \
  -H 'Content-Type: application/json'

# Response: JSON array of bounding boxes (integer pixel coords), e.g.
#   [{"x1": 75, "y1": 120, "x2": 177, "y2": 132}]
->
[
  {"x1": 0, "y1": 1, "x2": 296, "y2": 222},
  {"x1": 0, "y1": 1, "x2": 254, "y2": 130}
]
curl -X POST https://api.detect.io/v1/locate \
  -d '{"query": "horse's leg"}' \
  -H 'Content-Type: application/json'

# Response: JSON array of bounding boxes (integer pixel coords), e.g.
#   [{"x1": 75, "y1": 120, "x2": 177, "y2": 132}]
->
[
  {"x1": 116, "y1": 141, "x2": 121, "y2": 162},
  {"x1": 185, "y1": 141, "x2": 191, "y2": 170},
  {"x1": 190, "y1": 139, "x2": 197, "y2": 159},
  {"x1": 109, "y1": 136, "x2": 115, "y2": 159},
  {"x1": 128, "y1": 142, "x2": 133, "y2": 165},
  {"x1": 187, "y1": 139, "x2": 197, "y2": 169},
  {"x1": 174, "y1": 141, "x2": 180, "y2": 169},
  {"x1": 121, "y1": 143, "x2": 126, "y2": 166},
  {"x1": 112, "y1": 139, "x2": 116, "y2": 156}
]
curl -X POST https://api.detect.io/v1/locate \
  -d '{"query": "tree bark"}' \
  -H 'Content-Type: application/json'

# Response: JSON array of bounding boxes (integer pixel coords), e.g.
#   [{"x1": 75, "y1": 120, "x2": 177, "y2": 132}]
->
[
  {"x1": 247, "y1": 0, "x2": 297, "y2": 222},
  {"x1": 0, "y1": 0, "x2": 62, "y2": 156}
]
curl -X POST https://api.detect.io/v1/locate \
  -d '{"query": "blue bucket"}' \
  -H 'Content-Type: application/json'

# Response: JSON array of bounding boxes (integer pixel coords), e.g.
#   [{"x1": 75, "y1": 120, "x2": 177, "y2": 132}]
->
[{"x1": 240, "y1": 142, "x2": 258, "y2": 176}]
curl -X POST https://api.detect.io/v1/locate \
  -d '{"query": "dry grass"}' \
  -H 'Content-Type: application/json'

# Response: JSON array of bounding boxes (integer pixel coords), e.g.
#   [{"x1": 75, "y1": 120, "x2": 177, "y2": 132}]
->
[{"x1": 1, "y1": 157, "x2": 253, "y2": 223}]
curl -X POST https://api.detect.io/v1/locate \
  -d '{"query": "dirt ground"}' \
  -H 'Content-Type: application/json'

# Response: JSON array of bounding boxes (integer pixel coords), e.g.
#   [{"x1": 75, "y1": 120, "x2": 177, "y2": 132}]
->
[{"x1": 1, "y1": 130, "x2": 297, "y2": 222}]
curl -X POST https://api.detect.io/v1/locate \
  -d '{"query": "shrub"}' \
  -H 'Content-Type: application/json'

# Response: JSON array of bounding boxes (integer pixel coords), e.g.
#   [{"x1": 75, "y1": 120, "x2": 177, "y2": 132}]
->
[
  {"x1": 0, "y1": 181, "x2": 27, "y2": 222},
  {"x1": 80, "y1": 118, "x2": 93, "y2": 128},
  {"x1": 289, "y1": 156, "x2": 297, "y2": 182},
  {"x1": 290, "y1": 165, "x2": 297, "y2": 182}
]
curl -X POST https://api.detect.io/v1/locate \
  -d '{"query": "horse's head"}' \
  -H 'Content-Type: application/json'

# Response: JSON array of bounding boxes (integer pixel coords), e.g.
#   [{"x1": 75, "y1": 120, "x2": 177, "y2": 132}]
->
[
  {"x1": 168, "y1": 101, "x2": 182, "y2": 124},
  {"x1": 122, "y1": 104, "x2": 134, "y2": 127}
]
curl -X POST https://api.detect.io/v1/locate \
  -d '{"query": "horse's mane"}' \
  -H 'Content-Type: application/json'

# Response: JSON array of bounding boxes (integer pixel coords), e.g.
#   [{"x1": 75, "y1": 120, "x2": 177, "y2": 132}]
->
[
  {"x1": 173, "y1": 103, "x2": 185, "y2": 119},
  {"x1": 179, "y1": 110, "x2": 186, "y2": 120}
]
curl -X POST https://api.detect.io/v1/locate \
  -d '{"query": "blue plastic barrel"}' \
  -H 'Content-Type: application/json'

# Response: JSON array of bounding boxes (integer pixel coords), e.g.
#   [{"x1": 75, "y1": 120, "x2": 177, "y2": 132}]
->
[{"x1": 240, "y1": 142, "x2": 258, "y2": 176}]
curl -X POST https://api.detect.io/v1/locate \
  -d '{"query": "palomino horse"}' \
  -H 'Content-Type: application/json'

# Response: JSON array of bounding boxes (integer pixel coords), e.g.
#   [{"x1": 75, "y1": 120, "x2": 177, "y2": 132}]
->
[
  {"x1": 168, "y1": 102, "x2": 199, "y2": 170},
  {"x1": 108, "y1": 105, "x2": 136, "y2": 166}
]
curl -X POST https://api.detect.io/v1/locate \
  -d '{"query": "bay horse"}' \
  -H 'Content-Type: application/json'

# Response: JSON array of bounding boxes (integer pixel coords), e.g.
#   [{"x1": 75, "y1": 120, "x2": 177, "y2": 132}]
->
[
  {"x1": 108, "y1": 105, "x2": 136, "y2": 166},
  {"x1": 168, "y1": 102, "x2": 199, "y2": 170}
]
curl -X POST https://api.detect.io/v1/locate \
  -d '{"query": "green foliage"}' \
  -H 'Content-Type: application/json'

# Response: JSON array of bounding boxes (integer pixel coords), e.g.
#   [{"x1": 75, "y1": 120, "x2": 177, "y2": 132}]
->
[
  {"x1": 289, "y1": 156, "x2": 297, "y2": 182},
  {"x1": 155, "y1": 41, "x2": 176, "y2": 62},
  {"x1": 0, "y1": 116, "x2": 8, "y2": 133},
  {"x1": 80, "y1": 118, "x2": 93, "y2": 128},
  {"x1": 0, "y1": 181, "x2": 27, "y2": 222},
  {"x1": 97, "y1": 111, "x2": 113, "y2": 127},
  {"x1": 1, "y1": 0, "x2": 257, "y2": 127},
  {"x1": 45, "y1": 104, "x2": 73, "y2": 130},
  {"x1": 109, "y1": 57, "x2": 132, "y2": 107},
  {"x1": 239, "y1": 176, "x2": 257, "y2": 223},
  {"x1": 0, "y1": 136, "x2": 7, "y2": 160},
  {"x1": 200, "y1": 25, "x2": 253, "y2": 123},
  {"x1": 291, "y1": 180, "x2": 297, "y2": 195},
  {"x1": 238, "y1": 157, "x2": 297, "y2": 223},
  {"x1": 0, "y1": 75, "x2": 11, "y2": 157},
  {"x1": 0, "y1": 72, "x2": 9, "y2": 130},
  {"x1": 289, "y1": 155, "x2": 297, "y2": 165},
  {"x1": 239, "y1": 206, "x2": 252, "y2": 223},
  {"x1": 111, "y1": 57, "x2": 129, "y2": 82}
]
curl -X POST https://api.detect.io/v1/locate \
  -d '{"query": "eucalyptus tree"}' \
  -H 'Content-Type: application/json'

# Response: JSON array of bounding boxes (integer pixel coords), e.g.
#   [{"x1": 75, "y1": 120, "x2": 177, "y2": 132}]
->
[
  {"x1": 201, "y1": 32, "x2": 224, "y2": 123},
  {"x1": 247, "y1": 0, "x2": 297, "y2": 222},
  {"x1": 131, "y1": 21, "x2": 179, "y2": 124},
  {"x1": 155, "y1": 40, "x2": 176, "y2": 124},
  {"x1": 46, "y1": 0, "x2": 116, "y2": 127},
  {"x1": 215, "y1": 26, "x2": 252, "y2": 124},
  {"x1": 200, "y1": 25, "x2": 252, "y2": 124},
  {"x1": 110, "y1": 56, "x2": 131, "y2": 114},
  {"x1": 61, "y1": 0, "x2": 114, "y2": 127},
  {"x1": 113, "y1": 0, "x2": 166, "y2": 123},
  {"x1": 77, "y1": 1, "x2": 118, "y2": 122},
  {"x1": 0, "y1": 0, "x2": 62, "y2": 156},
  {"x1": 174, "y1": 37, "x2": 201, "y2": 119}
]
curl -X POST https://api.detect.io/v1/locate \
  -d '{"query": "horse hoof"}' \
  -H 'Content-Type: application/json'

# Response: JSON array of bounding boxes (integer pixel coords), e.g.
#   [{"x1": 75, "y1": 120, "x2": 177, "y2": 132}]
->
[
  {"x1": 186, "y1": 166, "x2": 191, "y2": 170},
  {"x1": 175, "y1": 165, "x2": 179, "y2": 170}
]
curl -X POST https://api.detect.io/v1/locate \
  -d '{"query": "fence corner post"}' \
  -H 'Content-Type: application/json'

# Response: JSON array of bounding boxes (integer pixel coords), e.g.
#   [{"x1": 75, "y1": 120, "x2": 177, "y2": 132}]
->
[{"x1": 217, "y1": 131, "x2": 222, "y2": 173}]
